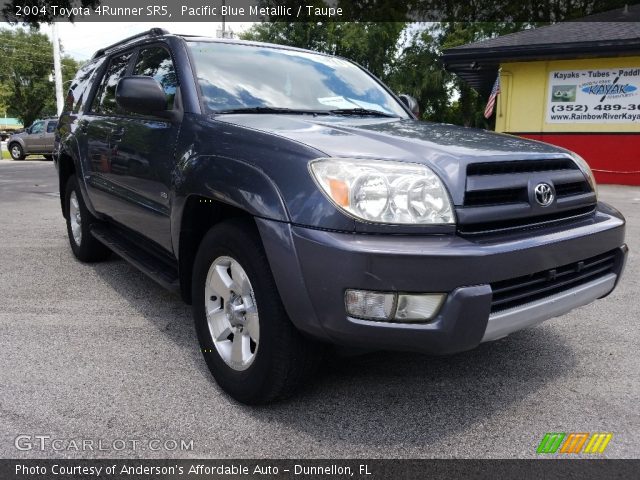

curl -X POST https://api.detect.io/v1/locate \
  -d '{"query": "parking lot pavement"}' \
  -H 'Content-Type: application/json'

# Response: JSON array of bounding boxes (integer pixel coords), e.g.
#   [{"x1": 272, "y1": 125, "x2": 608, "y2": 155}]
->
[{"x1": 0, "y1": 160, "x2": 638, "y2": 459}]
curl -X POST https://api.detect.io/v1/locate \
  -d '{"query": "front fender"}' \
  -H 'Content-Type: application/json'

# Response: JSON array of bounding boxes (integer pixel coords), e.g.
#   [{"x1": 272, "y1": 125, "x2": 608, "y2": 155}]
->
[
  {"x1": 171, "y1": 154, "x2": 289, "y2": 253},
  {"x1": 7, "y1": 137, "x2": 25, "y2": 149}
]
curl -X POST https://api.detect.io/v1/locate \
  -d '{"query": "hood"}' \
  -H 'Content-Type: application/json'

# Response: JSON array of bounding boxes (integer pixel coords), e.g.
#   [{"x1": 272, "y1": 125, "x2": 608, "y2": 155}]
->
[
  {"x1": 214, "y1": 114, "x2": 572, "y2": 205},
  {"x1": 215, "y1": 115, "x2": 564, "y2": 157}
]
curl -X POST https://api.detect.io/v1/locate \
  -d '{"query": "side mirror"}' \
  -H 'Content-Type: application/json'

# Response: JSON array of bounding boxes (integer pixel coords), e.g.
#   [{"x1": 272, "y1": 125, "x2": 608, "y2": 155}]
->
[
  {"x1": 116, "y1": 76, "x2": 167, "y2": 116},
  {"x1": 398, "y1": 94, "x2": 420, "y2": 118}
]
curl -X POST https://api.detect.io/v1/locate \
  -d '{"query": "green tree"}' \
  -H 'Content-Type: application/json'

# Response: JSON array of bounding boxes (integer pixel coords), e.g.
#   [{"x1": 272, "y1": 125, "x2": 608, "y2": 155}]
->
[
  {"x1": 0, "y1": 28, "x2": 79, "y2": 126},
  {"x1": 0, "y1": 28, "x2": 54, "y2": 126},
  {"x1": 42, "y1": 55, "x2": 81, "y2": 117},
  {"x1": 386, "y1": 26, "x2": 450, "y2": 121},
  {"x1": 436, "y1": 22, "x2": 541, "y2": 127},
  {"x1": 0, "y1": 82, "x2": 10, "y2": 117}
]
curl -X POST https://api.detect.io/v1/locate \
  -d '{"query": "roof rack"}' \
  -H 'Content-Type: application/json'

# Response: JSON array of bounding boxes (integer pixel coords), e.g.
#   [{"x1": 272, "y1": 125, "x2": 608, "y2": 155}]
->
[{"x1": 91, "y1": 28, "x2": 169, "y2": 59}]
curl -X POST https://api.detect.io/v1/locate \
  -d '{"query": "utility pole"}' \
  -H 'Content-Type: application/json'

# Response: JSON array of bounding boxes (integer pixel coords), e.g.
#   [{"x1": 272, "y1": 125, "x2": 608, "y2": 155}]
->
[
  {"x1": 217, "y1": 1, "x2": 233, "y2": 39},
  {"x1": 222, "y1": 0, "x2": 226, "y2": 37},
  {"x1": 52, "y1": 23, "x2": 64, "y2": 116}
]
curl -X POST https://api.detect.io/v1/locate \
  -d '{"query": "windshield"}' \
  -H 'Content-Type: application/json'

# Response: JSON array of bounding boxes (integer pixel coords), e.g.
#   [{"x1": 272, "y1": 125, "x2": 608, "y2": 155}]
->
[{"x1": 187, "y1": 41, "x2": 409, "y2": 118}]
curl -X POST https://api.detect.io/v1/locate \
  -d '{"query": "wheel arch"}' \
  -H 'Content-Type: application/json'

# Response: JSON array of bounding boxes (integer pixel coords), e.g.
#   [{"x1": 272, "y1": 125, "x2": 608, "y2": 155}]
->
[
  {"x1": 176, "y1": 195, "x2": 263, "y2": 304},
  {"x1": 172, "y1": 155, "x2": 290, "y2": 303},
  {"x1": 8, "y1": 139, "x2": 25, "y2": 156},
  {"x1": 58, "y1": 152, "x2": 76, "y2": 218}
]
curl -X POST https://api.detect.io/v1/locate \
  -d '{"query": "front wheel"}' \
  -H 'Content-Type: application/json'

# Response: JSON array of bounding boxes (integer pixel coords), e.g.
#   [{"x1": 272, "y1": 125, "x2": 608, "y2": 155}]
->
[
  {"x1": 192, "y1": 218, "x2": 321, "y2": 404},
  {"x1": 9, "y1": 143, "x2": 25, "y2": 160}
]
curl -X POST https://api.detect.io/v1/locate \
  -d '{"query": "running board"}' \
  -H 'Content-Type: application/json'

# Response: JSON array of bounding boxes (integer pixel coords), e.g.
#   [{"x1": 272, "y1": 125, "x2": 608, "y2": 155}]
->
[{"x1": 90, "y1": 224, "x2": 180, "y2": 294}]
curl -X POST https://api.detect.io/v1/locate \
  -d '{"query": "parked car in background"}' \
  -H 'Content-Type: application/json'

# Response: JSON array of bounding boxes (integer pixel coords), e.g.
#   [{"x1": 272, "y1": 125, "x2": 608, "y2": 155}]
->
[{"x1": 7, "y1": 118, "x2": 58, "y2": 160}]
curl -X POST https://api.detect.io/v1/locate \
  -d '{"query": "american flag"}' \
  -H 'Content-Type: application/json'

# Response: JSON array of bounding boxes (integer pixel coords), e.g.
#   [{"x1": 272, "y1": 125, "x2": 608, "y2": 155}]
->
[{"x1": 484, "y1": 75, "x2": 501, "y2": 119}]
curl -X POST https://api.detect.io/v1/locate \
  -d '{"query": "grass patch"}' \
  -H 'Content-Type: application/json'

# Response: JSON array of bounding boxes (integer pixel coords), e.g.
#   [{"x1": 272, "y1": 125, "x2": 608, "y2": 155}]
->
[{"x1": 0, "y1": 149, "x2": 46, "y2": 160}]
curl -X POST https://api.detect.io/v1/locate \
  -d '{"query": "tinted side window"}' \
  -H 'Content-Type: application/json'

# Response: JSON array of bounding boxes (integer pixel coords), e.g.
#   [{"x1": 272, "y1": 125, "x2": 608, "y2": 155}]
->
[
  {"x1": 64, "y1": 57, "x2": 106, "y2": 114},
  {"x1": 30, "y1": 121, "x2": 44, "y2": 134},
  {"x1": 91, "y1": 52, "x2": 133, "y2": 115},
  {"x1": 46, "y1": 121, "x2": 57, "y2": 133},
  {"x1": 132, "y1": 46, "x2": 177, "y2": 109}
]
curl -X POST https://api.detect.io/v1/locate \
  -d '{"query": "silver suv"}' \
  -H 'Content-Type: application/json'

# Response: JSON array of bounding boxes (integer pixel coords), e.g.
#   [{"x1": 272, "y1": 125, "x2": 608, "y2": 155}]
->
[{"x1": 7, "y1": 118, "x2": 57, "y2": 160}]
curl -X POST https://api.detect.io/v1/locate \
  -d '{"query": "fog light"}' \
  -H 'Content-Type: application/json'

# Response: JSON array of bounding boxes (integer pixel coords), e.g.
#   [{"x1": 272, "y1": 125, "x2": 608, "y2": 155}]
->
[
  {"x1": 394, "y1": 294, "x2": 445, "y2": 321},
  {"x1": 345, "y1": 290, "x2": 395, "y2": 320},
  {"x1": 345, "y1": 290, "x2": 446, "y2": 322}
]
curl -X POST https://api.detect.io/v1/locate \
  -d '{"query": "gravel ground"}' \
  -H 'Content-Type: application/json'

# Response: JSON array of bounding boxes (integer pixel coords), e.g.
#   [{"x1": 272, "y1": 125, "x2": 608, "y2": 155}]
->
[{"x1": 0, "y1": 160, "x2": 638, "y2": 459}]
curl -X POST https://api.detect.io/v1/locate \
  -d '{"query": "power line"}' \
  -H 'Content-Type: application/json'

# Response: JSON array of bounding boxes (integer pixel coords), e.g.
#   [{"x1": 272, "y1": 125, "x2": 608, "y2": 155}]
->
[
  {"x1": 0, "y1": 49, "x2": 60, "y2": 62},
  {"x1": 0, "y1": 45, "x2": 78, "y2": 64},
  {"x1": 0, "y1": 35, "x2": 87, "y2": 59},
  {"x1": 0, "y1": 40, "x2": 78, "y2": 59},
  {"x1": 0, "y1": 54, "x2": 77, "y2": 68}
]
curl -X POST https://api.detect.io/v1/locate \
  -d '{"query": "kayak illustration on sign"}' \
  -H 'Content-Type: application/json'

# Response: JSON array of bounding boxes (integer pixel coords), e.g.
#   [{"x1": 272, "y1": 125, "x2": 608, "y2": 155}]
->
[{"x1": 552, "y1": 85, "x2": 576, "y2": 102}]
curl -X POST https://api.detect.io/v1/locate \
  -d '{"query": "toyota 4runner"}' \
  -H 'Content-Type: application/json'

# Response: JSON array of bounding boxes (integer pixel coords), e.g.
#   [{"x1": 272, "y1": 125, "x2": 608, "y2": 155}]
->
[{"x1": 55, "y1": 29, "x2": 627, "y2": 404}]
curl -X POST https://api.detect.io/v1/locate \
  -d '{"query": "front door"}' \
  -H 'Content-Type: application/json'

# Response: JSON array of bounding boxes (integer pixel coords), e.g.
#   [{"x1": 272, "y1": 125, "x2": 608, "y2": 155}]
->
[
  {"x1": 25, "y1": 120, "x2": 45, "y2": 152},
  {"x1": 84, "y1": 45, "x2": 180, "y2": 253},
  {"x1": 83, "y1": 50, "x2": 135, "y2": 222}
]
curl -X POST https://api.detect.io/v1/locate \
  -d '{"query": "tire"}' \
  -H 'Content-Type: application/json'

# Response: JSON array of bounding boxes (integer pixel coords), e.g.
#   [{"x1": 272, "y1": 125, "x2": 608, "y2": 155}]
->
[
  {"x1": 64, "y1": 176, "x2": 111, "y2": 262},
  {"x1": 9, "y1": 143, "x2": 25, "y2": 160},
  {"x1": 192, "y1": 218, "x2": 321, "y2": 404}
]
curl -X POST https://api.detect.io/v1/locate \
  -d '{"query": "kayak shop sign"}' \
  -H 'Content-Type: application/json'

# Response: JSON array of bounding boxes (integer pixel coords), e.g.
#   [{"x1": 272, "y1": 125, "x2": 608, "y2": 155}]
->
[{"x1": 546, "y1": 68, "x2": 640, "y2": 124}]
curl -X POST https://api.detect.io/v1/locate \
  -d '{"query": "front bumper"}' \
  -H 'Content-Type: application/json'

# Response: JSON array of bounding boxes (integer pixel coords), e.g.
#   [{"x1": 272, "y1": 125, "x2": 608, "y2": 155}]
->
[{"x1": 256, "y1": 202, "x2": 627, "y2": 354}]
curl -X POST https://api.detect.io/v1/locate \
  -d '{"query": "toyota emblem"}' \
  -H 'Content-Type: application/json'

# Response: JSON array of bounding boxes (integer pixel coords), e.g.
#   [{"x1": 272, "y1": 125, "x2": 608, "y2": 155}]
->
[{"x1": 534, "y1": 183, "x2": 554, "y2": 207}]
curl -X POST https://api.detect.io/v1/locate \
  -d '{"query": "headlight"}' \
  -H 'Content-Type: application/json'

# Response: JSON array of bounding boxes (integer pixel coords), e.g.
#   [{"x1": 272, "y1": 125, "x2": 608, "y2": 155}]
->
[
  {"x1": 570, "y1": 152, "x2": 597, "y2": 195},
  {"x1": 309, "y1": 158, "x2": 455, "y2": 224}
]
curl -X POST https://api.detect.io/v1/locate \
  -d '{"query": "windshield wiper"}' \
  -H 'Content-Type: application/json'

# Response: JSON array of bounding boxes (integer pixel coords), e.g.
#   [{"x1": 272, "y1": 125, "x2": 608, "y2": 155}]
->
[
  {"x1": 216, "y1": 106, "x2": 398, "y2": 117},
  {"x1": 328, "y1": 108, "x2": 398, "y2": 118},
  {"x1": 216, "y1": 107, "x2": 329, "y2": 115}
]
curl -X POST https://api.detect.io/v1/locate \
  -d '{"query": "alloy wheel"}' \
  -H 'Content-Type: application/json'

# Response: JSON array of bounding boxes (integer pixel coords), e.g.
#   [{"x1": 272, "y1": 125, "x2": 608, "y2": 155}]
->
[
  {"x1": 204, "y1": 256, "x2": 260, "y2": 371},
  {"x1": 69, "y1": 191, "x2": 82, "y2": 246}
]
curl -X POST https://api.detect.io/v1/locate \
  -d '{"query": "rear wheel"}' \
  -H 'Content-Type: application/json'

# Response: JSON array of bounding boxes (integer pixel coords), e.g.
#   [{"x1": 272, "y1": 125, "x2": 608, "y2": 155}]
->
[
  {"x1": 192, "y1": 218, "x2": 321, "y2": 404},
  {"x1": 9, "y1": 143, "x2": 24, "y2": 160},
  {"x1": 64, "y1": 176, "x2": 110, "y2": 262}
]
